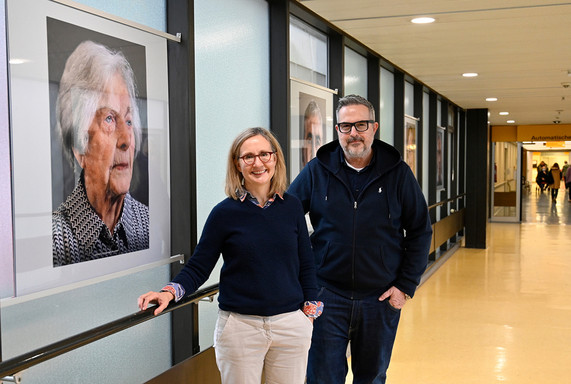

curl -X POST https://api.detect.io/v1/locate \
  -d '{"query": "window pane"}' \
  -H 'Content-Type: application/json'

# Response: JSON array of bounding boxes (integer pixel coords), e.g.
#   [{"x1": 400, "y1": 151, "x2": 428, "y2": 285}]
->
[{"x1": 290, "y1": 16, "x2": 328, "y2": 87}]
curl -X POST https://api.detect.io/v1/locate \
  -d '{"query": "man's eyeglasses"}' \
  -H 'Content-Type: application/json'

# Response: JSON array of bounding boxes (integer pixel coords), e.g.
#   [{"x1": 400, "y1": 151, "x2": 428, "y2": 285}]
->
[
  {"x1": 239, "y1": 151, "x2": 275, "y2": 165},
  {"x1": 337, "y1": 120, "x2": 374, "y2": 134}
]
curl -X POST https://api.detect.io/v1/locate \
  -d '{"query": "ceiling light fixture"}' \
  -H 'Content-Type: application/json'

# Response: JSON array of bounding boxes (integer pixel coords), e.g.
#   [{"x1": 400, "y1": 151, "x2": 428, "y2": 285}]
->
[
  {"x1": 462, "y1": 72, "x2": 478, "y2": 78},
  {"x1": 411, "y1": 17, "x2": 435, "y2": 24},
  {"x1": 499, "y1": 112, "x2": 509, "y2": 116},
  {"x1": 486, "y1": 97, "x2": 498, "y2": 102},
  {"x1": 507, "y1": 120, "x2": 515, "y2": 124}
]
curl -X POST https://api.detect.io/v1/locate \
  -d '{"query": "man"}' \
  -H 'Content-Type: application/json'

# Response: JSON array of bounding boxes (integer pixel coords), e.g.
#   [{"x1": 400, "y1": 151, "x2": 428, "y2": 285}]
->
[
  {"x1": 566, "y1": 163, "x2": 571, "y2": 202},
  {"x1": 289, "y1": 94, "x2": 432, "y2": 383},
  {"x1": 52, "y1": 41, "x2": 149, "y2": 266},
  {"x1": 562, "y1": 161, "x2": 569, "y2": 192},
  {"x1": 302, "y1": 100, "x2": 324, "y2": 167}
]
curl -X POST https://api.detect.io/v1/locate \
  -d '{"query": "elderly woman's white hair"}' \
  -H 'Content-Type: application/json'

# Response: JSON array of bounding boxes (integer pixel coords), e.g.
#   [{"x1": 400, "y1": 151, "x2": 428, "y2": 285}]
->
[{"x1": 55, "y1": 40, "x2": 142, "y2": 166}]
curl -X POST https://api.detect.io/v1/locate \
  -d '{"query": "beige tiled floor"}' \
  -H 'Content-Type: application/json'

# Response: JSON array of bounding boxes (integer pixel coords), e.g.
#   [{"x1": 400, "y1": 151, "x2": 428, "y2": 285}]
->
[{"x1": 346, "y1": 193, "x2": 571, "y2": 383}]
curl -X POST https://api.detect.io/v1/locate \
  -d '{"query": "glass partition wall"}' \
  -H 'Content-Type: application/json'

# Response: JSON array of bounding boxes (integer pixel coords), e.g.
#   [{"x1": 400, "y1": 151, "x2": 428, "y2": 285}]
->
[{"x1": 491, "y1": 141, "x2": 521, "y2": 222}]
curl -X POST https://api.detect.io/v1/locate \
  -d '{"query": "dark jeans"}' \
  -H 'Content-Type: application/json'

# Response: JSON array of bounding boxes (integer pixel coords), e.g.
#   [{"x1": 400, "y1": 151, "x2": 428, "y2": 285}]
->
[{"x1": 307, "y1": 287, "x2": 401, "y2": 384}]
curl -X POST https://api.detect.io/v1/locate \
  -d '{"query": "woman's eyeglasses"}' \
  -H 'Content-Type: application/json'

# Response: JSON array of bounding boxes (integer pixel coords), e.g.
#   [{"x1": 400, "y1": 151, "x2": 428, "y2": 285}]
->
[{"x1": 239, "y1": 151, "x2": 275, "y2": 165}]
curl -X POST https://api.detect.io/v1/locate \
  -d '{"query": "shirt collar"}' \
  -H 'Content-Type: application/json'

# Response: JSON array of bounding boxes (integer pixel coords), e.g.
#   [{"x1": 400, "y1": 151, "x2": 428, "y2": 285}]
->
[{"x1": 237, "y1": 188, "x2": 283, "y2": 203}]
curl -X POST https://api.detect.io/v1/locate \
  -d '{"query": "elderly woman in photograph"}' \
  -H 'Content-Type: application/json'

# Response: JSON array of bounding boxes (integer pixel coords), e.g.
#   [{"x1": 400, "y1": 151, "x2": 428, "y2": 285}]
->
[
  {"x1": 52, "y1": 40, "x2": 149, "y2": 267},
  {"x1": 302, "y1": 100, "x2": 324, "y2": 168}
]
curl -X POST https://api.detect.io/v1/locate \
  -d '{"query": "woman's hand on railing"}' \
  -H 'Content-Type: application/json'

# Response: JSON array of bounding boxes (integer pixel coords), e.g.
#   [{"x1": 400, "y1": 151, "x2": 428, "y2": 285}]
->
[{"x1": 138, "y1": 291, "x2": 174, "y2": 316}]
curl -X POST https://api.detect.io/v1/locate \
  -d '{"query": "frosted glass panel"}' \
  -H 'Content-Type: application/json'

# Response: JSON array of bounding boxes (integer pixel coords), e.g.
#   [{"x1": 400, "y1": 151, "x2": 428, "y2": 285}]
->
[
  {"x1": 0, "y1": 0, "x2": 13, "y2": 299},
  {"x1": 1, "y1": 266, "x2": 171, "y2": 383},
  {"x1": 405, "y1": 81, "x2": 414, "y2": 117},
  {"x1": 71, "y1": 0, "x2": 166, "y2": 31},
  {"x1": 290, "y1": 16, "x2": 328, "y2": 86},
  {"x1": 195, "y1": 0, "x2": 270, "y2": 351},
  {"x1": 344, "y1": 47, "x2": 367, "y2": 97},
  {"x1": 380, "y1": 67, "x2": 394, "y2": 144}
]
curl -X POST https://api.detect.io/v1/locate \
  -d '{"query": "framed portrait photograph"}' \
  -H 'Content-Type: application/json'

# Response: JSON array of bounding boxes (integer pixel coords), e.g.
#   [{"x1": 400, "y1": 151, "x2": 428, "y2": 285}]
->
[
  {"x1": 404, "y1": 115, "x2": 418, "y2": 179},
  {"x1": 436, "y1": 126, "x2": 446, "y2": 189},
  {"x1": 7, "y1": 0, "x2": 171, "y2": 296},
  {"x1": 289, "y1": 78, "x2": 336, "y2": 182}
]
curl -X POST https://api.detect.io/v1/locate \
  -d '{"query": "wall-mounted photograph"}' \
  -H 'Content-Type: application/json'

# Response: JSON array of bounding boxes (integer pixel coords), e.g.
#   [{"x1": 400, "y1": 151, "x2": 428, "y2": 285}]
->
[
  {"x1": 7, "y1": 0, "x2": 171, "y2": 296},
  {"x1": 48, "y1": 19, "x2": 150, "y2": 267},
  {"x1": 436, "y1": 126, "x2": 445, "y2": 189},
  {"x1": 404, "y1": 115, "x2": 418, "y2": 179},
  {"x1": 289, "y1": 78, "x2": 336, "y2": 182}
]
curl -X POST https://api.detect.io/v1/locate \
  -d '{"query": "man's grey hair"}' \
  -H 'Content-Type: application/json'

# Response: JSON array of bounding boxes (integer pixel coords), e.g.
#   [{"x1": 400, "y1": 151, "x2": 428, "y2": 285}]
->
[
  {"x1": 336, "y1": 94, "x2": 375, "y2": 121},
  {"x1": 55, "y1": 40, "x2": 142, "y2": 165}
]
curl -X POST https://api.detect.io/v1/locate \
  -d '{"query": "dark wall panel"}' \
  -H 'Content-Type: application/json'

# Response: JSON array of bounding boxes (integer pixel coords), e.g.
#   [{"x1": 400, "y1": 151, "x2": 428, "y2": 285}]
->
[{"x1": 465, "y1": 109, "x2": 489, "y2": 249}]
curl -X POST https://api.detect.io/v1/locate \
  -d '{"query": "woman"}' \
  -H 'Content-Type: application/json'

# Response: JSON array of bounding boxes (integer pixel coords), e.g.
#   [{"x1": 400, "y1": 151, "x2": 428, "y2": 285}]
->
[
  {"x1": 536, "y1": 162, "x2": 549, "y2": 192},
  {"x1": 548, "y1": 162, "x2": 562, "y2": 203},
  {"x1": 52, "y1": 40, "x2": 149, "y2": 266},
  {"x1": 138, "y1": 127, "x2": 322, "y2": 384}
]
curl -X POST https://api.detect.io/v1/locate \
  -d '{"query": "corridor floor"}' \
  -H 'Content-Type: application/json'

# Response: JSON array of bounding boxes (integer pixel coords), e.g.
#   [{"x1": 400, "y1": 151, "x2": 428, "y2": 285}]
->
[{"x1": 347, "y1": 188, "x2": 571, "y2": 383}]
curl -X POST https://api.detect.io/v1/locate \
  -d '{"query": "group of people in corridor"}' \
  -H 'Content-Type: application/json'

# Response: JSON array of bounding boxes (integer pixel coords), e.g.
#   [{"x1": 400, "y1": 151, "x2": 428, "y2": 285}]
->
[
  {"x1": 536, "y1": 160, "x2": 571, "y2": 203},
  {"x1": 48, "y1": 39, "x2": 432, "y2": 383},
  {"x1": 139, "y1": 94, "x2": 433, "y2": 384}
]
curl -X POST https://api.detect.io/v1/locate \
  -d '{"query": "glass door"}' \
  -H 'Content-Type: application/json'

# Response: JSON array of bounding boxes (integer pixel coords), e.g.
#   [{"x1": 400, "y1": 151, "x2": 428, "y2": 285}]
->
[{"x1": 491, "y1": 142, "x2": 521, "y2": 222}]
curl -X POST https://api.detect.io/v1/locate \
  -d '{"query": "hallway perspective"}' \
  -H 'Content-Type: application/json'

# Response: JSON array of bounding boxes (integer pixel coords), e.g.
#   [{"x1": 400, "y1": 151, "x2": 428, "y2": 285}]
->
[
  {"x1": 346, "y1": 189, "x2": 571, "y2": 383},
  {"x1": 388, "y1": 192, "x2": 570, "y2": 382}
]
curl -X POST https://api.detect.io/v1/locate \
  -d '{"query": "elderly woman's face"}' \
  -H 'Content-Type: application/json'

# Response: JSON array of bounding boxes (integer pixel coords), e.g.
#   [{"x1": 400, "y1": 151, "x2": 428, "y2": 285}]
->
[
  {"x1": 79, "y1": 73, "x2": 135, "y2": 200},
  {"x1": 303, "y1": 114, "x2": 323, "y2": 166}
]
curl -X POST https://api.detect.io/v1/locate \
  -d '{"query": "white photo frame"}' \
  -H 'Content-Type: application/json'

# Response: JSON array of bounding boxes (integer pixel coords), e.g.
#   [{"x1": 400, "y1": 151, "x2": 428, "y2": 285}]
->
[
  {"x1": 7, "y1": 0, "x2": 171, "y2": 296},
  {"x1": 436, "y1": 126, "x2": 445, "y2": 189},
  {"x1": 289, "y1": 77, "x2": 336, "y2": 182},
  {"x1": 404, "y1": 115, "x2": 418, "y2": 179}
]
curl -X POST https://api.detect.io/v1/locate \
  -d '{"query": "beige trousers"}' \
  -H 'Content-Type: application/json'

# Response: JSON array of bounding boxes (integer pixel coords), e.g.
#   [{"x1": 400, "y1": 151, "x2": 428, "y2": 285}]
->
[{"x1": 214, "y1": 309, "x2": 313, "y2": 384}]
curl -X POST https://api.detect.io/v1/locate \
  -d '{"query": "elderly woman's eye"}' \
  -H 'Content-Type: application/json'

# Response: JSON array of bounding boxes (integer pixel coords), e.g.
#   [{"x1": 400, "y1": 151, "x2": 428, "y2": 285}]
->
[
  {"x1": 105, "y1": 115, "x2": 114, "y2": 124},
  {"x1": 126, "y1": 119, "x2": 133, "y2": 127}
]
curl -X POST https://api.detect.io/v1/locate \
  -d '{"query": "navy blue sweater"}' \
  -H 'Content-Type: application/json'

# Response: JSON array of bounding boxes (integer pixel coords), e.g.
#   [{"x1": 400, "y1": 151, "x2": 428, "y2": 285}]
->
[{"x1": 172, "y1": 193, "x2": 318, "y2": 316}]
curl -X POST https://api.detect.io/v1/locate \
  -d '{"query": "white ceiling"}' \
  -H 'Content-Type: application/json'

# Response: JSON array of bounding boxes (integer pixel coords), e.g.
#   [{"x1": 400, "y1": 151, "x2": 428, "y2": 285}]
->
[{"x1": 297, "y1": 0, "x2": 571, "y2": 129}]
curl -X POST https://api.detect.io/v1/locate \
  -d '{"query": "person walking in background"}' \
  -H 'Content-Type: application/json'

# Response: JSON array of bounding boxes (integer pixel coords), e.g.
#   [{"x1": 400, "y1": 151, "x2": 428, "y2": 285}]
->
[
  {"x1": 562, "y1": 161, "x2": 569, "y2": 193},
  {"x1": 288, "y1": 94, "x2": 432, "y2": 384},
  {"x1": 138, "y1": 127, "x2": 322, "y2": 384},
  {"x1": 566, "y1": 163, "x2": 571, "y2": 202},
  {"x1": 549, "y1": 162, "x2": 562, "y2": 203},
  {"x1": 536, "y1": 161, "x2": 550, "y2": 193}
]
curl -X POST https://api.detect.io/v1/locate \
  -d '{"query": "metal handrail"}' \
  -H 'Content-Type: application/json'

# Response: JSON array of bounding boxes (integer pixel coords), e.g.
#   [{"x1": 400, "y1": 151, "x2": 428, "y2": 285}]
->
[
  {"x1": 428, "y1": 193, "x2": 466, "y2": 211},
  {"x1": 0, "y1": 284, "x2": 220, "y2": 379}
]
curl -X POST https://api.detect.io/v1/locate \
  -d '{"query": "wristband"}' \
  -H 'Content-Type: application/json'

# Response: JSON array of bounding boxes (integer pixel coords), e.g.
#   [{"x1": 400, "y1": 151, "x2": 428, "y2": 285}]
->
[
  {"x1": 160, "y1": 285, "x2": 176, "y2": 299},
  {"x1": 303, "y1": 301, "x2": 324, "y2": 318}
]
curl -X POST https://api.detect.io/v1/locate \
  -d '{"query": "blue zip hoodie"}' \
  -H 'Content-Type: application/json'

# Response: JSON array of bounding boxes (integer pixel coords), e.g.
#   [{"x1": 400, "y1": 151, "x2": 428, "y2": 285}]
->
[{"x1": 288, "y1": 139, "x2": 432, "y2": 299}]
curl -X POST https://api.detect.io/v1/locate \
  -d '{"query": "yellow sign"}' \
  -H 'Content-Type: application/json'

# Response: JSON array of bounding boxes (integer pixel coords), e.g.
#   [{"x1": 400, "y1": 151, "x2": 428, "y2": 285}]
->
[{"x1": 516, "y1": 124, "x2": 571, "y2": 142}]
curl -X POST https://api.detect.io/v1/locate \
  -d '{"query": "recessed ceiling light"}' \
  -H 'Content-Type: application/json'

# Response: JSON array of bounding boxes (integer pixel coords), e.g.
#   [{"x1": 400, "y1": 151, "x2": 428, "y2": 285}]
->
[
  {"x1": 462, "y1": 72, "x2": 478, "y2": 77},
  {"x1": 411, "y1": 17, "x2": 435, "y2": 24},
  {"x1": 499, "y1": 112, "x2": 509, "y2": 116},
  {"x1": 507, "y1": 120, "x2": 515, "y2": 124},
  {"x1": 486, "y1": 97, "x2": 498, "y2": 102}
]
